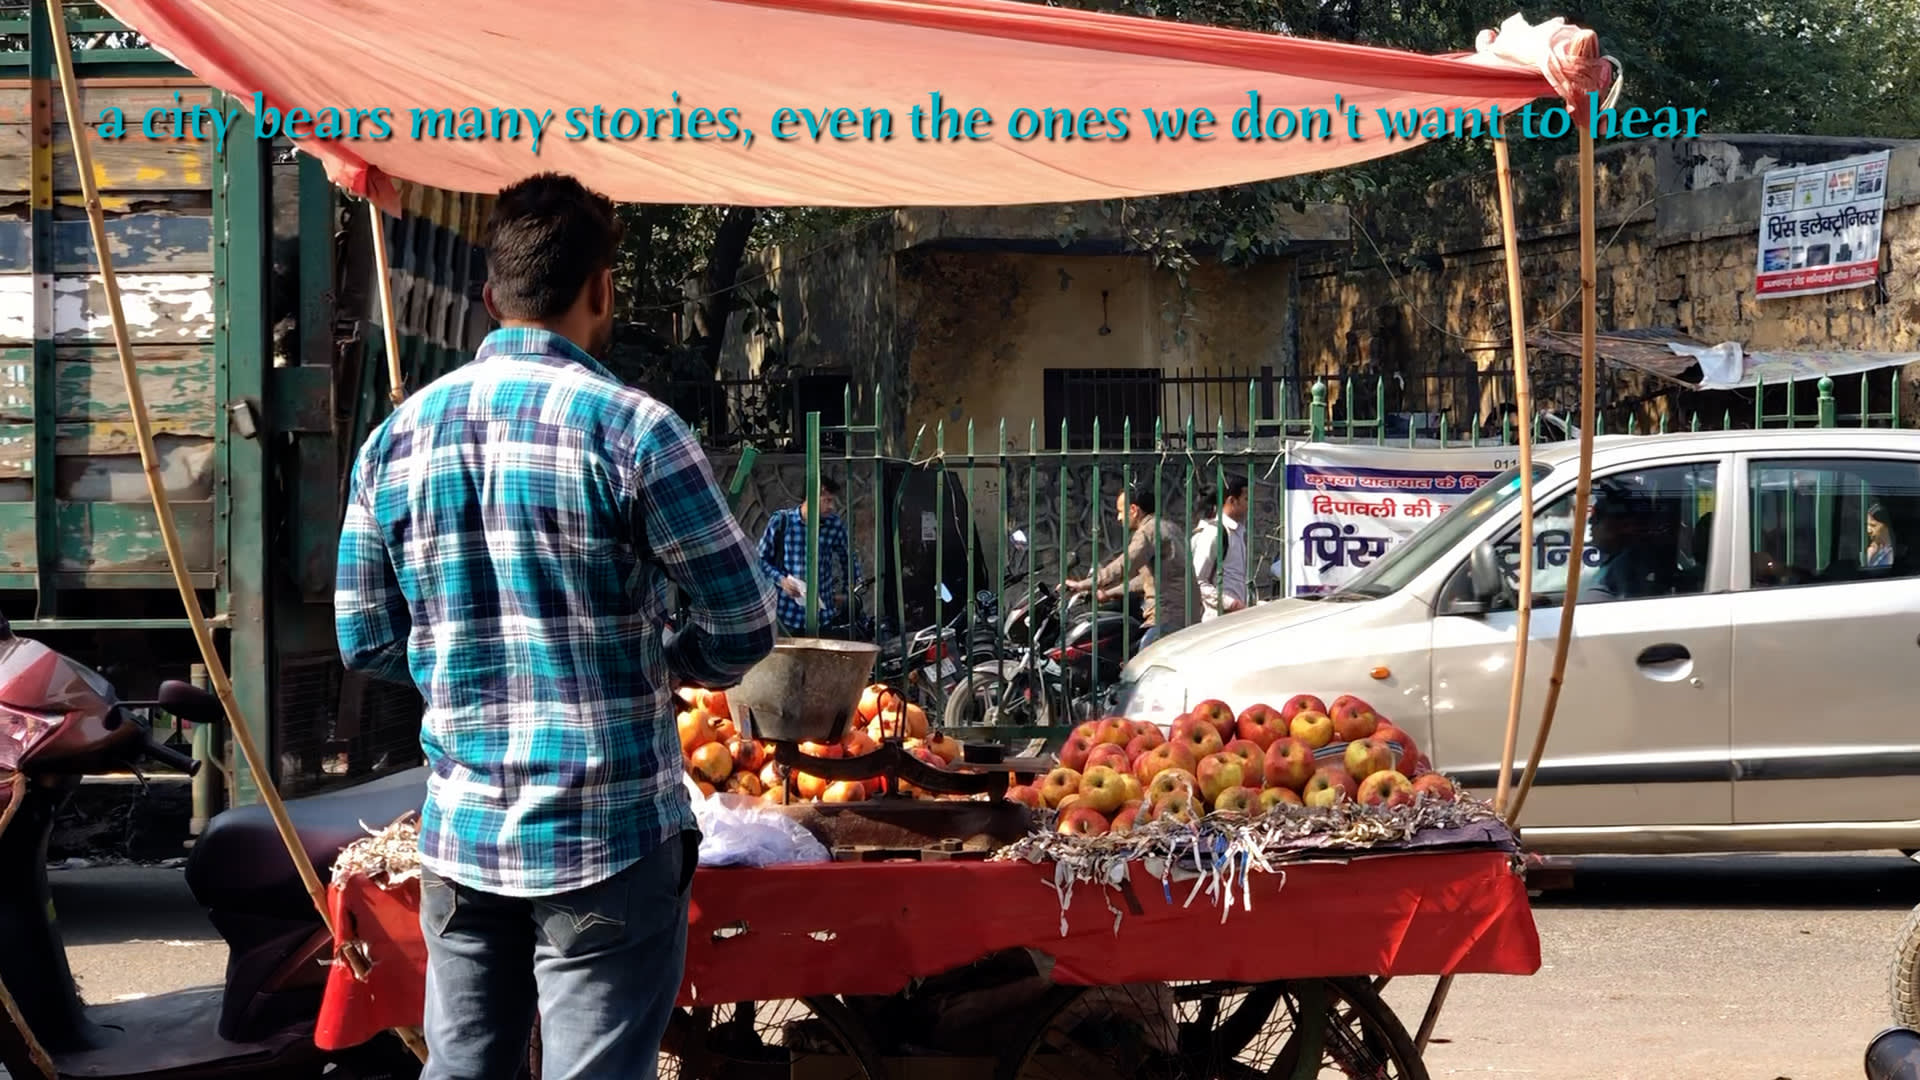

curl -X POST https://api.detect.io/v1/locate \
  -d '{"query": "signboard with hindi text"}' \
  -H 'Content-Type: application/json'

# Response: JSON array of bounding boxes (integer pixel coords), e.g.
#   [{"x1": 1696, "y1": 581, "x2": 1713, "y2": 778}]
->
[
  {"x1": 1284, "y1": 444, "x2": 1513, "y2": 596},
  {"x1": 1755, "y1": 149, "x2": 1889, "y2": 300}
]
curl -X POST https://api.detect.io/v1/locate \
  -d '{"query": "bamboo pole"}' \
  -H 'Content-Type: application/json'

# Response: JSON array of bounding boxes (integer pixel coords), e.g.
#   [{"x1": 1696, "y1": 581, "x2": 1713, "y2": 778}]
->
[
  {"x1": 1509, "y1": 120, "x2": 1601, "y2": 824},
  {"x1": 0, "y1": 773, "x2": 54, "y2": 1079},
  {"x1": 1490, "y1": 129, "x2": 1537, "y2": 817},
  {"x1": 369, "y1": 206, "x2": 406, "y2": 405},
  {"x1": 42, "y1": 0, "x2": 427, "y2": 1063},
  {"x1": 1418, "y1": 126, "x2": 1542, "y2": 1056}
]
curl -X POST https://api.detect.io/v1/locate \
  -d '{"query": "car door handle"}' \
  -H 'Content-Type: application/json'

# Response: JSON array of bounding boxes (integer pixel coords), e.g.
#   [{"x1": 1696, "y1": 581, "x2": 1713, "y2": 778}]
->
[{"x1": 1636, "y1": 643, "x2": 1690, "y2": 666}]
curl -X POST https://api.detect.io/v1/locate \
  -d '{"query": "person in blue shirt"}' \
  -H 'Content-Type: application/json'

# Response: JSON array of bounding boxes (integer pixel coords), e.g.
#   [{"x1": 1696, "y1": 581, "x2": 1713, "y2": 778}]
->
[
  {"x1": 335, "y1": 173, "x2": 776, "y2": 1080},
  {"x1": 1867, "y1": 502, "x2": 1897, "y2": 569},
  {"x1": 758, "y1": 475, "x2": 864, "y2": 635}
]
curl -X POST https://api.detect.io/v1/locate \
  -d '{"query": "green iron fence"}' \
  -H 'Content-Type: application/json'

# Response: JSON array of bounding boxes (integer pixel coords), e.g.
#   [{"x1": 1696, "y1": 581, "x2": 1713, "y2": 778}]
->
[{"x1": 767, "y1": 369, "x2": 1903, "y2": 741}]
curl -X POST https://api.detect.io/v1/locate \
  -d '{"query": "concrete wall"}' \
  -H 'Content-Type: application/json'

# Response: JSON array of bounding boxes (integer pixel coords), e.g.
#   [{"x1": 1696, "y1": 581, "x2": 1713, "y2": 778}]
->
[
  {"x1": 1298, "y1": 136, "x2": 1920, "y2": 425},
  {"x1": 896, "y1": 250, "x2": 1294, "y2": 448}
]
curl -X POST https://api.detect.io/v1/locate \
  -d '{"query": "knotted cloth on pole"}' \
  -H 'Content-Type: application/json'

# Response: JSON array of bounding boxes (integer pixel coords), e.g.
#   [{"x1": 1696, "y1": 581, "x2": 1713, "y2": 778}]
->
[{"x1": 96, "y1": 1, "x2": 1608, "y2": 212}]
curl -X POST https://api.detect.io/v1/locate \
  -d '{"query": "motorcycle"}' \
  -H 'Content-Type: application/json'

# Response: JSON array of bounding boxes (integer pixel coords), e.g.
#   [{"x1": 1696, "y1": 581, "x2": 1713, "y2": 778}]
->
[{"x1": 0, "y1": 628, "x2": 425, "y2": 1079}]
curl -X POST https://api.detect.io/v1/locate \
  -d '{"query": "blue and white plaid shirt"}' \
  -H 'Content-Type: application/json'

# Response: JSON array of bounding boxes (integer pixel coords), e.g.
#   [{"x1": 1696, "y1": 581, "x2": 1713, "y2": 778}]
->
[
  {"x1": 758, "y1": 506, "x2": 862, "y2": 631},
  {"x1": 335, "y1": 328, "x2": 776, "y2": 897}
]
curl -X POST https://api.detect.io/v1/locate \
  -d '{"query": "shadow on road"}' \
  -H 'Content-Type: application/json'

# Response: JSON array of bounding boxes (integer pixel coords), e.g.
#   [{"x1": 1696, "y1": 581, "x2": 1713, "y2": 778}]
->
[
  {"x1": 50, "y1": 865, "x2": 220, "y2": 946},
  {"x1": 1540, "y1": 853, "x2": 1920, "y2": 910}
]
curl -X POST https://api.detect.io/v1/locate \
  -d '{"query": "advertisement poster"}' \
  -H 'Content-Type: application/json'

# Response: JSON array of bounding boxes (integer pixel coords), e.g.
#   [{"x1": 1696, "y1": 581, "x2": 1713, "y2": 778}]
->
[
  {"x1": 1755, "y1": 149, "x2": 1889, "y2": 300},
  {"x1": 1284, "y1": 444, "x2": 1513, "y2": 596}
]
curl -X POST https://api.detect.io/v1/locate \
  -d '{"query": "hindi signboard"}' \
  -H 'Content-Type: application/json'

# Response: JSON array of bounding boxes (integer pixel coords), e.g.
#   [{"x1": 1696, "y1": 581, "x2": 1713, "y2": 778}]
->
[
  {"x1": 1755, "y1": 149, "x2": 1889, "y2": 300},
  {"x1": 1284, "y1": 444, "x2": 1513, "y2": 596}
]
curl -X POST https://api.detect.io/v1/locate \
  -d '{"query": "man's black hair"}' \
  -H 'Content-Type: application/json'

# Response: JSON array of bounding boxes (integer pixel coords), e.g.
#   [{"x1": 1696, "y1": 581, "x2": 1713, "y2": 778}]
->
[
  {"x1": 1126, "y1": 484, "x2": 1156, "y2": 516},
  {"x1": 820, "y1": 476, "x2": 842, "y2": 498},
  {"x1": 1221, "y1": 478, "x2": 1247, "y2": 501},
  {"x1": 484, "y1": 173, "x2": 623, "y2": 320}
]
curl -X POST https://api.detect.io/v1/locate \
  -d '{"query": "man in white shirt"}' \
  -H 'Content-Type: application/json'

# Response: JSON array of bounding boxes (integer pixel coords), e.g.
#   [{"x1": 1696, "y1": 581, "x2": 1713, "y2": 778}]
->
[{"x1": 1191, "y1": 479, "x2": 1249, "y2": 621}]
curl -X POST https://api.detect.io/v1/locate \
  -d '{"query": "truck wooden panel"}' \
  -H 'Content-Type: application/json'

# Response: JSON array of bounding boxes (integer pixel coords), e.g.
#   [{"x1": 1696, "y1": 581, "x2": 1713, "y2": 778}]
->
[{"x1": 0, "y1": 82, "x2": 213, "y2": 194}]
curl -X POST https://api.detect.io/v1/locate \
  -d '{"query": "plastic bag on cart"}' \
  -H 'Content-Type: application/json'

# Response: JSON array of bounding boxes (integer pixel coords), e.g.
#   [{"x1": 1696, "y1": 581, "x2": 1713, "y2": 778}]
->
[{"x1": 683, "y1": 774, "x2": 830, "y2": 867}]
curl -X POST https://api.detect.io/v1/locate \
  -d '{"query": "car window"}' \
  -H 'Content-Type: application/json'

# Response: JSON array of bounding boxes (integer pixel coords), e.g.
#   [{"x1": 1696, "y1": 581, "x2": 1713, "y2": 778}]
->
[
  {"x1": 1746, "y1": 457, "x2": 1920, "y2": 588},
  {"x1": 1441, "y1": 461, "x2": 1719, "y2": 612}
]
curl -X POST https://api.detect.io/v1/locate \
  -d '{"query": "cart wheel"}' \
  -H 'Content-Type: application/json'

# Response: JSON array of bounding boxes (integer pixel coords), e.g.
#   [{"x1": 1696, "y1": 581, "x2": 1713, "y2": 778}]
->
[
  {"x1": 997, "y1": 976, "x2": 1427, "y2": 1080},
  {"x1": 1889, "y1": 903, "x2": 1920, "y2": 1028},
  {"x1": 658, "y1": 996, "x2": 888, "y2": 1080}
]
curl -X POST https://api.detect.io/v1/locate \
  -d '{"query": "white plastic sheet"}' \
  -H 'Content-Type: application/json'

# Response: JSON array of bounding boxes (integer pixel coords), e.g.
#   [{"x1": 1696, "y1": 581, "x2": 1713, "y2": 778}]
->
[{"x1": 683, "y1": 774, "x2": 830, "y2": 868}]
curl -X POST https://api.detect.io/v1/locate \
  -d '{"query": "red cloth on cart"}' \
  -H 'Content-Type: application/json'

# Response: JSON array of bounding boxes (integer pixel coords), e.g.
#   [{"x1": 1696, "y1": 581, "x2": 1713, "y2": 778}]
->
[{"x1": 316, "y1": 850, "x2": 1537, "y2": 1050}]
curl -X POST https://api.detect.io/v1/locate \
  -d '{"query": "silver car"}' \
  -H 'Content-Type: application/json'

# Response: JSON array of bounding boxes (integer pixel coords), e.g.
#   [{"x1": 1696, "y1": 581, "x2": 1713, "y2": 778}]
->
[{"x1": 1112, "y1": 428, "x2": 1920, "y2": 854}]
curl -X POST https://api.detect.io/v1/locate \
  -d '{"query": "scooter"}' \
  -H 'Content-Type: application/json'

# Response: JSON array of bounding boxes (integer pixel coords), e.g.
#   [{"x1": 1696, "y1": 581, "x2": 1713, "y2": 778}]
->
[{"x1": 0, "y1": 627, "x2": 425, "y2": 1079}]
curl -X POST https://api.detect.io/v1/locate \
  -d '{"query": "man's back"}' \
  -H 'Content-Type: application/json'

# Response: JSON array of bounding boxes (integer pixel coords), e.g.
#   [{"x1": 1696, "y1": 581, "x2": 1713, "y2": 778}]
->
[{"x1": 337, "y1": 328, "x2": 775, "y2": 896}]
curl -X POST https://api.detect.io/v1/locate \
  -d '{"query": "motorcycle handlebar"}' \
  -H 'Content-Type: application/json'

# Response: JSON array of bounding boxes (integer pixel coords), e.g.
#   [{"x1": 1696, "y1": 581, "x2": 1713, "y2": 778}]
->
[{"x1": 142, "y1": 737, "x2": 201, "y2": 777}]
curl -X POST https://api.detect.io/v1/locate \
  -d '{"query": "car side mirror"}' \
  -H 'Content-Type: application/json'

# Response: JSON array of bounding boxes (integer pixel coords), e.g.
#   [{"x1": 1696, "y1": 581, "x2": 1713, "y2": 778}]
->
[{"x1": 1444, "y1": 541, "x2": 1510, "y2": 617}]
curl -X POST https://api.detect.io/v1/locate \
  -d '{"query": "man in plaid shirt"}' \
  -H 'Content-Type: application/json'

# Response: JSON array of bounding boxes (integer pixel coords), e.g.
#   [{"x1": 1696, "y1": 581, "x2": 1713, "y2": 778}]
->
[
  {"x1": 758, "y1": 474, "x2": 863, "y2": 635},
  {"x1": 335, "y1": 173, "x2": 775, "y2": 1080}
]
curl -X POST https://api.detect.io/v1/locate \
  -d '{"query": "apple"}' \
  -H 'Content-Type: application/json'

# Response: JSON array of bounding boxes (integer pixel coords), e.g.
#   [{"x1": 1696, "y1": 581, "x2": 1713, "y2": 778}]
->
[
  {"x1": 1134, "y1": 741, "x2": 1199, "y2": 786},
  {"x1": 798, "y1": 740, "x2": 844, "y2": 760},
  {"x1": 727, "y1": 736, "x2": 767, "y2": 774},
  {"x1": 1405, "y1": 752, "x2": 1433, "y2": 778},
  {"x1": 1373, "y1": 722, "x2": 1418, "y2": 761},
  {"x1": 710, "y1": 712, "x2": 740, "y2": 746},
  {"x1": 1093, "y1": 717, "x2": 1133, "y2": 747},
  {"x1": 842, "y1": 729, "x2": 879, "y2": 758},
  {"x1": 1078, "y1": 765, "x2": 1129, "y2": 813},
  {"x1": 1085, "y1": 743, "x2": 1131, "y2": 775},
  {"x1": 823, "y1": 780, "x2": 868, "y2": 803},
  {"x1": 724, "y1": 771, "x2": 764, "y2": 797},
  {"x1": 1222, "y1": 739, "x2": 1266, "y2": 777},
  {"x1": 763, "y1": 781, "x2": 790, "y2": 804},
  {"x1": 908, "y1": 746, "x2": 945, "y2": 770},
  {"x1": 1005, "y1": 784, "x2": 1045, "y2": 809},
  {"x1": 1147, "y1": 767, "x2": 1199, "y2": 804},
  {"x1": 1303, "y1": 767, "x2": 1358, "y2": 807},
  {"x1": 857, "y1": 683, "x2": 892, "y2": 722},
  {"x1": 1057, "y1": 805, "x2": 1110, "y2": 836},
  {"x1": 1358, "y1": 770, "x2": 1414, "y2": 808},
  {"x1": 1329, "y1": 700, "x2": 1379, "y2": 743},
  {"x1": 1190, "y1": 699, "x2": 1236, "y2": 739},
  {"x1": 1213, "y1": 786, "x2": 1261, "y2": 815},
  {"x1": 1260, "y1": 786, "x2": 1303, "y2": 813},
  {"x1": 1117, "y1": 772, "x2": 1145, "y2": 806},
  {"x1": 904, "y1": 704, "x2": 931, "y2": 740},
  {"x1": 1196, "y1": 752, "x2": 1251, "y2": 806},
  {"x1": 1411, "y1": 773, "x2": 1457, "y2": 802},
  {"x1": 1057, "y1": 733, "x2": 1096, "y2": 772},
  {"x1": 1110, "y1": 800, "x2": 1144, "y2": 835},
  {"x1": 1055, "y1": 793, "x2": 1083, "y2": 814},
  {"x1": 1130, "y1": 720, "x2": 1163, "y2": 740},
  {"x1": 1262, "y1": 737, "x2": 1316, "y2": 791},
  {"x1": 1073, "y1": 720, "x2": 1102, "y2": 743},
  {"x1": 678, "y1": 709, "x2": 714, "y2": 754},
  {"x1": 696, "y1": 779, "x2": 717, "y2": 798},
  {"x1": 926, "y1": 732, "x2": 964, "y2": 764},
  {"x1": 794, "y1": 770, "x2": 830, "y2": 800},
  {"x1": 1343, "y1": 737, "x2": 1394, "y2": 782},
  {"x1": 689, "y1": 741, "x2": 734, "y2": 783},
  {"x1": 1280, "y1": 694, "x2": 1329, "y2": 721},
  {"x1": 1235, "y1": 704, "x2": 1288, "y2": 750},
  {"x1": 1145, "y1": 789, "x2": 1199, "y2": 825},
  {"x1": 1171, "y1": 714, "x2": 1226, "y2": 760},
  {"x1": 1040, "y1": 767, "x2": 1083, "y2": 808},
  {"x1": 1289, "y1": 710, "x2": 1335, "y2": 749},
  {"x1": 1125, "y1": 729, "x2": 1166, "y2": 762}
]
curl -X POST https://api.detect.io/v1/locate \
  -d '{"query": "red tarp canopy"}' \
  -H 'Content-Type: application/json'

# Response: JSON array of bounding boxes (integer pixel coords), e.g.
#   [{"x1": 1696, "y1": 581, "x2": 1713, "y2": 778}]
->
[
  {"x1": 99, "y1": 1, "x2": 1608, "y2": 214},
  {"x1": 315, "y1": 852, "x2": 1540, "y2": 1050}
]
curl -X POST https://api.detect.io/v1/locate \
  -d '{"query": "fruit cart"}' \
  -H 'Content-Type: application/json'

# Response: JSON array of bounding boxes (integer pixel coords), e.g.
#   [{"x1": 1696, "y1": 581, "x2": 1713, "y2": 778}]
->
[
  {"x1": 314, "y1": 641, "x2": 1541, "y2": 1079},
  {"x1": 317, "y1": 825, "x2": 1536, "y2": 1079}
]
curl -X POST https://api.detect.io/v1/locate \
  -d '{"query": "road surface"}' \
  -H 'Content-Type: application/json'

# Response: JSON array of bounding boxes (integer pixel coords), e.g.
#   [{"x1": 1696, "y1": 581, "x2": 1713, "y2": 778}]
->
[{"x1": 36, "y1": 852, "x2": 1920, "y2": 1078}]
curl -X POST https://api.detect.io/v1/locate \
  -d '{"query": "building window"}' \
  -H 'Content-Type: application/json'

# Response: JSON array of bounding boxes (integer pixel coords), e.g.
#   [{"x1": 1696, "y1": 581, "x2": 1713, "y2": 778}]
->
[{"x1": 1043, "y1": 368, "x2": 1161, "y2": 450}]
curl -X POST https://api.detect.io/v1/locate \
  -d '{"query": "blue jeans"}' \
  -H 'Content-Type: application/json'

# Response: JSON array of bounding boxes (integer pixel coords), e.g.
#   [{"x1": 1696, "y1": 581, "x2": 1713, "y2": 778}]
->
[
  {"x1": 1139, "y1": 625, "x2": 1161, "y2": 649},
  {"x1": 417, "y1": 831, "x2": 698, "y2": 1080}
]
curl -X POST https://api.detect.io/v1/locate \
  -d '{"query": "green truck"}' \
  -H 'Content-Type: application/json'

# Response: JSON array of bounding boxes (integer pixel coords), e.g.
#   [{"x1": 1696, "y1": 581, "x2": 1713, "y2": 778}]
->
[{"x1": 0, "y1": 6, "x2": 493, "y2": 810}]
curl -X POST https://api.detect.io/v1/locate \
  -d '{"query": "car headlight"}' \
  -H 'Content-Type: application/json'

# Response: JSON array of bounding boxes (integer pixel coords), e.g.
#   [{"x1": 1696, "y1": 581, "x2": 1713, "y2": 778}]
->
[{"x1": 1113, "y1": 664, "x2": 1189, "y2": 727}]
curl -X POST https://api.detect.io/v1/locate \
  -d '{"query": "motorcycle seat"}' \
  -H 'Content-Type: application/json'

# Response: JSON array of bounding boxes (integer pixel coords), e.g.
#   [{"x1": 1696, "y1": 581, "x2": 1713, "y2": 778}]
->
[{"x1": 185, "y1": 766, "x2": 427, "y2": 916}]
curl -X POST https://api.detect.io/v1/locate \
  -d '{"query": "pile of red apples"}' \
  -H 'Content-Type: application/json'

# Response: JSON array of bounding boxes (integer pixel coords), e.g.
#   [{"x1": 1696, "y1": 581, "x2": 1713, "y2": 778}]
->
[{"x1": 1005, "y1": 695, "x2": 1460, "y2": 837}]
